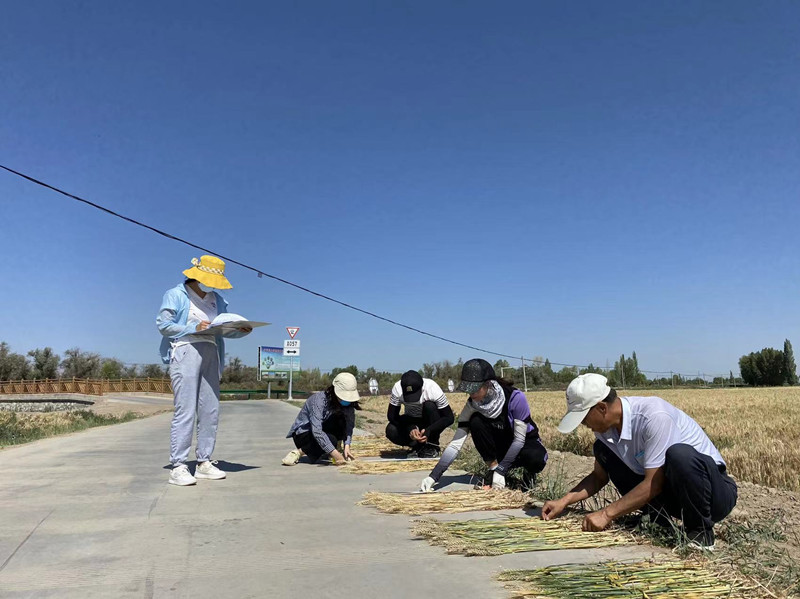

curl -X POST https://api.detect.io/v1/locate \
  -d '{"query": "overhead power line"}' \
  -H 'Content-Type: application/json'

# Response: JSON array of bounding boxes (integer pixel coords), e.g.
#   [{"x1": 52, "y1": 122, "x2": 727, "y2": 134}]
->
[
  {"x1": 0, "y1": 163, "x2": 522, "y2": 359},
  {"x1": 0, "y1": 164, "x2": 729, "y2": 378}
]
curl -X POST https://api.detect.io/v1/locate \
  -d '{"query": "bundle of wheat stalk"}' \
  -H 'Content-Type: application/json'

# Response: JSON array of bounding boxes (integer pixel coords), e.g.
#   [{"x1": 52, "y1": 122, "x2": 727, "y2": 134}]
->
[
  {"x1": 359, "y1": 489, "x2": 531, "y2": 515},
  {"x1": 412, "y1": 516, "x2": 630, "y2": 555},
  {"x1": 340, "y1": 460, "x2": 432, "y2": 475},
  {"x1": 497, "y1": 559, "x2": 745, "y2": 598},
  {"x1": 349, "y1": 437, "x2": 406, "y2": 457}
]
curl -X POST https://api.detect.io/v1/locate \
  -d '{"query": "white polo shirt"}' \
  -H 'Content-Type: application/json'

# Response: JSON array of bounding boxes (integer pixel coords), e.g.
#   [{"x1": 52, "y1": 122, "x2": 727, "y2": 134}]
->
[
  {"x1": 595, "y1": 396, "x2": 725, "y2": 475},
  {"x1": 390, "y1": 378, "x2": 449, "y2": 418}
]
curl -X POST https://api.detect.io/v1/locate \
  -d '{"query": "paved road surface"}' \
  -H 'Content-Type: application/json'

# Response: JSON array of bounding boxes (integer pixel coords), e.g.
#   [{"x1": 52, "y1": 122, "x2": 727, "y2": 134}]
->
[{"x1": 0, "y1": 400, "x2": 654, "y2": 598}]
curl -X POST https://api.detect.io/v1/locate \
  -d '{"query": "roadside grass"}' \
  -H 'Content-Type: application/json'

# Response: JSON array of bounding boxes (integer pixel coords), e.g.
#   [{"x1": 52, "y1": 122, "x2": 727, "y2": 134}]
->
[
  {"x1": 0, "y1": 410, "x2": 141, "y2": 448},
  {"x1": 716, "y1": 515, "x2": 800, "y2": 597}
]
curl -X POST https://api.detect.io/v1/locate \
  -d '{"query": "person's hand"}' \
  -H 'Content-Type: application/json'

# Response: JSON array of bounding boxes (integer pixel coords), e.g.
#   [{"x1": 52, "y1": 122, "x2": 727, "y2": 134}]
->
[
  {"x1": 238, "y1": 326, "x2": 253, "y2": 334},
  {"x1": 417, "y1": 428, "x2": 428, "y2": 444},
  {"x1": 541, "y1": 498, "x2": 568, "y2": 521},
  {"x1": 343, "y1": 445, "x2": 355, "y2": 461},
  {"x1": 330, "y1": 450, "x2": 346, "y2": 465},
  {"x1": 420, "y1": 476, "x2": 436, "y2": 493},
  {"x1": 492, "y1": 471, "x2": 506, "y2": 489},
  {"x1": 409, "y1": 427, "x2": 423, "y2": 443},
  {"x1": 582, "y1": 509, "x2": 611, "y2": 532},
  {"x1": 196, "y1": 320, "x2": 211, "y2": 332}
]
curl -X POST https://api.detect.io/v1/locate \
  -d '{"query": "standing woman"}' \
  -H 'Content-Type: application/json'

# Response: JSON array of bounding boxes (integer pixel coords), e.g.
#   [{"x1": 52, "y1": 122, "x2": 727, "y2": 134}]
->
[
  {"x1": 420, "y1": 358, "x2": 547, "y2": 492},
  {"x1": 282, "y1": 372, "x2": 360, "y2": 466},
  {"x1": 157, "y1": 256, "x2": 251, "y2": 486}
]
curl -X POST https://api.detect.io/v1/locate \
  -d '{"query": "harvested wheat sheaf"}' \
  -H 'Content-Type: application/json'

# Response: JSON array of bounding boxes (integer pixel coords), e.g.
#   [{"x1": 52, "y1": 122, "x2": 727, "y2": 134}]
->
[
  {"x1": 497, "y1": 559, "x2": 746, "y2": 599},
  {"x1": 412, "y1": 516, "x2": 630, "y2": 555},
  {"x1": 340, "y1": 460, "x2": 433, "y2": 475},
  {"x1": 349, "y1": 437, "x2": 406, "y2": 457},
  {"x1": 359, "y1": 489, "x2": 531, "y2": 515}
]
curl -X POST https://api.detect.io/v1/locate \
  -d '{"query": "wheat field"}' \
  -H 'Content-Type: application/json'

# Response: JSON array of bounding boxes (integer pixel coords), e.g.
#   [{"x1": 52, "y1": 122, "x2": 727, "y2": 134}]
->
[{"x1": 358, "y1": 386, "x2": 800, "y2": 492}]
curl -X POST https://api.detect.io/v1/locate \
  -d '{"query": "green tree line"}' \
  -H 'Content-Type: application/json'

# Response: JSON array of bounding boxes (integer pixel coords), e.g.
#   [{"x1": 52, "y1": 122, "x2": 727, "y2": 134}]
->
[
  {"x1": 0, "y1": 341, "x2": 166, "y2": 381},
  {"x1": 738, "y1": 339, "x2": 798, "y2": 387}
]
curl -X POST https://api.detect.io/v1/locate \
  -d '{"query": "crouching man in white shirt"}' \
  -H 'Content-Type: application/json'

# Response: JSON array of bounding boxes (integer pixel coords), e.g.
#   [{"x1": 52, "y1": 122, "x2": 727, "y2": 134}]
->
[{"x1": 541, "y1": 373, "x2": 737, "y2": 550}]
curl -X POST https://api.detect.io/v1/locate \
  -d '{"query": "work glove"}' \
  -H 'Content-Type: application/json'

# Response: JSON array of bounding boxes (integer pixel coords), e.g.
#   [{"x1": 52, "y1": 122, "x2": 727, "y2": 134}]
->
[
  {"x1": 420, "y1": 476, "x2": 436, "y2": 493},
  {"x1": 491, "y1": 470, "x2": 506, "y2": 490}
]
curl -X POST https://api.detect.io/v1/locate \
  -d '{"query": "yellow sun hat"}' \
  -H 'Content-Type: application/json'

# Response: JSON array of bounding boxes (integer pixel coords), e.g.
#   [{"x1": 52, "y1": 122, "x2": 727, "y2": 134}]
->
[{"x1": 182, "y1": 256, "x2": 233, "y2": 289}]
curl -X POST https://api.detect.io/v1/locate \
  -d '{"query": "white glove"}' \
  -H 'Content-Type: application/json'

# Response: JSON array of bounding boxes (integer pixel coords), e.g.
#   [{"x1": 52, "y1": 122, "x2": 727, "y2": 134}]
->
[
  {"x1": 492, "y1": 470, "x2": 506, "y2": 489},
  {"x1": 420, "y1": 476, "x2": 436, "y2": 493}
]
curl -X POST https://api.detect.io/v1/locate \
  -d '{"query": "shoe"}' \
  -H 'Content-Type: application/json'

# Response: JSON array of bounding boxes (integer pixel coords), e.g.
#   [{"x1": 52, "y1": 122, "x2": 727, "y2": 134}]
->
[
  {"x1": 169, "y1": 464, "x2": 196, "y2": 486},
  {"x1": 195, "y1": 460, "x2": 226, "y2": 480},
  {"x1": 282, "y1": 449, "x2": 302, "y2": 466},
  {"x1": 416, "y1": 445, "x2": 440, "y2": 459},
  {"x1": 685, "y1": 528, "x2": 715, "y2": 551}
]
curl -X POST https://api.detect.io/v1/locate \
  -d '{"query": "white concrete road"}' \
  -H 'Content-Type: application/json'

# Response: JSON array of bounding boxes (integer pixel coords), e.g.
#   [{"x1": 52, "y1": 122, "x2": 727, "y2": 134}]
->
[{"x1": 0, "y1": 400, "x2": 655, "y2": 598}]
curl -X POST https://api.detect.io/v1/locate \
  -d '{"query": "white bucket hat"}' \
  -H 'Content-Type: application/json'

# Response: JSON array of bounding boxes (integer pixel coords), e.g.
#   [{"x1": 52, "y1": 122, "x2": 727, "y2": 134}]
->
[
  {"x1": 558, "y1": 373, "x2": 611, "y2": 433},
  {"x1": 332, "y1": 372, "x2": 360, "y2": 403}
]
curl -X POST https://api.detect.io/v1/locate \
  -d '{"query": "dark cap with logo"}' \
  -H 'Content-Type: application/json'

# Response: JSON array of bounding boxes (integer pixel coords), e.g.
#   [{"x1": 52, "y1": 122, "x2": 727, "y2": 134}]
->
[
  {"x1": 456, "y1": 358, "x2": 495, "y2": 394},
  {"x1": 400, "y1": 370, "x2": 424, "y2": 403}
]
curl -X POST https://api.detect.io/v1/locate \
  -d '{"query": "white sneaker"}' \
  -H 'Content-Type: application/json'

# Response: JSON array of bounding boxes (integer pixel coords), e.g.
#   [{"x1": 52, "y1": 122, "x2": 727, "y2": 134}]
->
[
  {"x1": 195, "y1": 460, "x2": 226, "y2": 480},
  {"x1": 282, "y1": 449, "x2": 302, "y2": 466},
  {"x1": 169, "y1": 464, "x2": 196, "y2": 486}
]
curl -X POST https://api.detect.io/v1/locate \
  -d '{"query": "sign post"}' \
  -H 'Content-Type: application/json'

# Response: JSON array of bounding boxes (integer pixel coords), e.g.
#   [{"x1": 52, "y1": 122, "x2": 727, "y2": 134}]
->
[
  {"x1": 283, "y1": 339, "x2": 301, "y2": 400},
  {"x1": 259, "y1": 346, "x2": 299, "y2": 399}
]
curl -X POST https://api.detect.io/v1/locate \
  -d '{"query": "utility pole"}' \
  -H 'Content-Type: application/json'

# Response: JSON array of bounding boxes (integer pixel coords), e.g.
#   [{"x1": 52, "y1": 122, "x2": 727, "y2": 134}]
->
[{"x1": 521, "y1": 356, "x2": 528, "y2": 392}]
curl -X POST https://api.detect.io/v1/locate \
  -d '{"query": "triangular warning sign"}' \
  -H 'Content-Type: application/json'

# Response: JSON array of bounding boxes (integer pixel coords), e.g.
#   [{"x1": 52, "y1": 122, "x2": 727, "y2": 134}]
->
[{"x1": 286, "y1": 327, "x2": 300, "y2": 339}]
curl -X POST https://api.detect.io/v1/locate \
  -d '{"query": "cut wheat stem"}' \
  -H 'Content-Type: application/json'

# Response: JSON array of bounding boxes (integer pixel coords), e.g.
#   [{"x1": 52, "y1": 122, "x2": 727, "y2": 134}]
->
[
  {"x1": 340, "y1": 460, "x2": 432, "y2": 475},
  {"x1": 497, "y1": 559, "x2": 746, "y2": 598},
  {"x1": 359, "y1": 489, "x2": 531, "y2": 515},
  {"x1": 412, "y1": 516, "x2": 630, "y2": 555}
]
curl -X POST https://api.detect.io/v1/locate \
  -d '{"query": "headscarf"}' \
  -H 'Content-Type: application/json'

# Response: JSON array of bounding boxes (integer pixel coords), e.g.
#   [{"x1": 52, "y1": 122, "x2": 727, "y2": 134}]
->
[{"x1": 469, "y1": 380, "x2": 505, "y2": 420}]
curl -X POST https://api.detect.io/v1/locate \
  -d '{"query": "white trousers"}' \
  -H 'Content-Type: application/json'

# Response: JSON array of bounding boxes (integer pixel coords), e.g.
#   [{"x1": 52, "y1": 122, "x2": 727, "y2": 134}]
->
[{"x1": 169, "y1": 342, "x2": 220, "y2": 465}]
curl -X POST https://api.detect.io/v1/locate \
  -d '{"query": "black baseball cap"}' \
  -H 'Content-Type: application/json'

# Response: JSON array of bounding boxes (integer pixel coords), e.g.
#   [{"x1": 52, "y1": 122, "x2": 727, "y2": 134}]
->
[
  {"x1": 456, "y1": 359, "x2": 495, "y2": 394},
  {"x1": 400, "y1": 370, "x2": 424, "y2": 403}
]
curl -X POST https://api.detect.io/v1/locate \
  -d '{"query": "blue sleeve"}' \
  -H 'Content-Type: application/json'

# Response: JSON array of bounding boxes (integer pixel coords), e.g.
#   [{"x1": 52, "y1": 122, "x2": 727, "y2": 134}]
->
[{"x1": 345, "y1": 408, "x2": 355, "y2": 446}]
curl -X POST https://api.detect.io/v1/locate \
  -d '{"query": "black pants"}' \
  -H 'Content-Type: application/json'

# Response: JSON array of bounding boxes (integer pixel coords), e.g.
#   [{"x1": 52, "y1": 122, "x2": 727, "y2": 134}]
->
[
  {"x1": 469, "y1": 412, "x2": 547, "y2": 476},
  {"x1": 593, "y1": 440, "x2": 738, "y2": 533},
  {"x1": 292, "y1": 413, "x2": 346, "y2": 463},
  {"x1": 385, "y1": 401, "x2": 443, "y2": 447}
]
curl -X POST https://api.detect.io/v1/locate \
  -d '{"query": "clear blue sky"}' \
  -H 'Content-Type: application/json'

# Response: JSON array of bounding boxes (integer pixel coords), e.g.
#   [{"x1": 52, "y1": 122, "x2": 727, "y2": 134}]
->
[{"x1": 1, "y1": 1, "x2": 798, "y2": 378}]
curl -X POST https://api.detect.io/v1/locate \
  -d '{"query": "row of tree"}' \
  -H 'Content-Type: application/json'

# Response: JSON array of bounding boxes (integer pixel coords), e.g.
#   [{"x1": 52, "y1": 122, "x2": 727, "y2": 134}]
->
[
  {"x1": 738, "y1": 339, "x2": 798, "y2": 387},
  {"x1": 4, "y1": 339, "x2": 797, "y2": 390},
  {"x1": 0, "y1": 342, "x2": 166, "y2": 381}
]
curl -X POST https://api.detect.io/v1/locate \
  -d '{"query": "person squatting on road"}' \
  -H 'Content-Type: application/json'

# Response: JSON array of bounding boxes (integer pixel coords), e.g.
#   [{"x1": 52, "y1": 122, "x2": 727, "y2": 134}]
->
[
  {"x1": 386, "y1": 370, "x2": 454, "y2": 459},
  {"x1": 420, "y1": 359, "x2": 548, "y2": 492},
  {"x1": 541, "y1": 373, "x2": 737, "y2": 550},
  {"x1": 157, "y1": 256, "x2": 252, "y2": 487},
  {"x1": 282, "y1": 372, "x2": 361, "y2": 466}
]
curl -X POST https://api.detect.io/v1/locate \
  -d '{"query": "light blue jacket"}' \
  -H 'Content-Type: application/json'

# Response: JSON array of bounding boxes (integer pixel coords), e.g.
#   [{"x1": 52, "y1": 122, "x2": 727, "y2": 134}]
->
[{"x1": 156, "y1": 283, "x2": 245, "y2": 377}]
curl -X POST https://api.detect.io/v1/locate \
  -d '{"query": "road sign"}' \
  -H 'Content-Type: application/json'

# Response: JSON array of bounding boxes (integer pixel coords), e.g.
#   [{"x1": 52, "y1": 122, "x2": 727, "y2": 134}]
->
[
  {"x1": 258, "y1": 346, "x2": 300, "y2": 378},
  {"x1": 283, "y1": 339, "x2": 300, "y2": 356},
  {"x1": 286, "y1": 327, "x2": 300, "y2": 339}
]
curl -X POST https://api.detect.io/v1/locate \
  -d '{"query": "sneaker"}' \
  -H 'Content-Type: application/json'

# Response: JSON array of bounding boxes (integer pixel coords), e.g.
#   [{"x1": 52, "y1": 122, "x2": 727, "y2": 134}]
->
[
  {"x1": 169, "y1": 464, "x2": 196, "y2": 486},
  {"x1": 685, "y1": 528, "x2": 715, "y2": 552},
  {"x1": 416, "y1": 444, "x2": 440, "y2": 459},
  {"x1": 282, "y1": 449, "x2": 302, "y2": 466},
  {"x1": 195, "y1": 460, "x2": 226, "y2": 480}
]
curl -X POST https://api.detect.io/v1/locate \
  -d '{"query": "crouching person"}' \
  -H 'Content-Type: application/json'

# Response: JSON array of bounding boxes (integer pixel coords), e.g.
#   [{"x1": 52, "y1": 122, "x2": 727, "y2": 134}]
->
[
  {"x1": 282, "y1": 373, "x2": 360, "y2": 466},
  {"x1": 542, "y1": 373, "x2": 737, "y2": 550},
  {"x1": 419, "y1": 359, "x2": 547, "y2": 492},
  {"x1": 386, "y1": 370, "x2": 454, "y2": 458}
]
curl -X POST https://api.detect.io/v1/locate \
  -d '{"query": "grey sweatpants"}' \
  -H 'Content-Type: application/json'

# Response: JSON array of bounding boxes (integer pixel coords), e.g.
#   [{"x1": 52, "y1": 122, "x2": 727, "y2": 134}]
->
[{"x1": 169, "y1": 342, "x2": 220, "y2": 466}]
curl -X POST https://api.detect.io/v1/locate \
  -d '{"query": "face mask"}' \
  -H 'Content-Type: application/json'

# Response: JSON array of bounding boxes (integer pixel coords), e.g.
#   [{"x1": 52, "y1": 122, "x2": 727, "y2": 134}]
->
[
  {"x1": 339, "y1": 400, "x2": 351, "y2": 407},
  {"x1": 198, "y1": 283, "x2": 215, "y2": 293}
]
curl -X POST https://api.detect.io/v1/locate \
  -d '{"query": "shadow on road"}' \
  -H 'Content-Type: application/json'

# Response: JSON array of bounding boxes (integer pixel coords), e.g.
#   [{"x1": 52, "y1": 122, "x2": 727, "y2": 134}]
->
[{"x1": 162, "y1": 460, "x2": 260, "y2": 472}]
